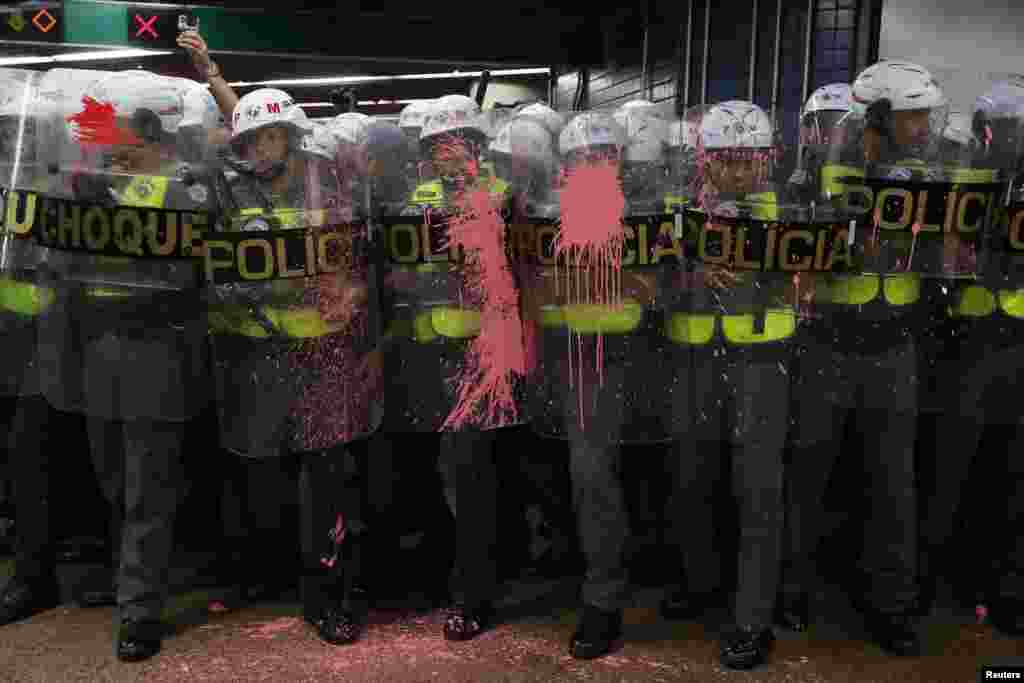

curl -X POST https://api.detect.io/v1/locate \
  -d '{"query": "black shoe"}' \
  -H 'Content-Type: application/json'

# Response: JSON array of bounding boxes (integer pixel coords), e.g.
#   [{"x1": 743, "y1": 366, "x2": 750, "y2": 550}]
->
[
  {"x1": 659, "y1": 586, "x2": 721, "y2": 620},
  {"x1": 863, "y1": 611, "x2": 921, "y2": 656},
  {"x1": 0, "y1": 575, "x2": 60, "y2": 626},
  {"x1": 774, "y1": 591, "x2": 810, "y2": 632},
  {"x1": 443, "y1": 602, "x2": 494, "y2": 641},
  {"x1": 116, "y1": 618, "x2": 164, "y2": 662},
  {"x1": 720, "y1": 625, "x2": 774, "y2": 670},
  {"x1": 308, "y1": 604, "x2": 362, "y2": 645},
  {"x1": 988, "y1": 597, "x2": 1024, "y2": 637},
  {"x1": 78, "y1": 585, "x2": 117, "y2": 608},
  {"x1": 569, "y1": 605, "x2": 622, "y2": 660}
]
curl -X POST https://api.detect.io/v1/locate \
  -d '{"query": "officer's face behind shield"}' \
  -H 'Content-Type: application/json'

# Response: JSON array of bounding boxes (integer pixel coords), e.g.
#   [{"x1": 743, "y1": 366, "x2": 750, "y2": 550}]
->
[
  {"x1": 800, "y1": 111, "x2": 850, "y2": 147},
  {"x1": 705, "y1": 155, "x2": 771, "y2": 195},
  {"x1": 426, "y1": 132, "x2": 479, "y2": 180},
  {"x1": 108, "y1": 116, "x2": 168, "y2": 174},
  {"x1": 232, "y1": 124, "x2": 291, "y2": 178},
  {"x1": 891, "y1": 109, "x2": 932, "y2": 150}
]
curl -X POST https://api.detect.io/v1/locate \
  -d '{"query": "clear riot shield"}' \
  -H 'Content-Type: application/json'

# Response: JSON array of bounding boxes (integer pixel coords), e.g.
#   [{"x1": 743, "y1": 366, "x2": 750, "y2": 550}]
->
[
  {"x1": 663, "y1": 102, "x2": 849, "y2": 446},
  {"x1": 835, "y1": 105, "x2": 998, "y2": 282},
  {"x1": 33, "y1": 69, "x2": 213, "y2": 422},
  {"x1": 207, "y1": 122, "x2": 381, "y2": 457},
  {"x1": 377, "y1": 111, "x2": 527, "y2": 432},
  {"x1": 978, "y1": 82, "x2": 1024, "y2": 290},
  {"x1": 0, "y1": 69, "x2": 47, "y2": 397},
  {"x1": 519, "y1": 107, "x2": 675, "y2": 444}
]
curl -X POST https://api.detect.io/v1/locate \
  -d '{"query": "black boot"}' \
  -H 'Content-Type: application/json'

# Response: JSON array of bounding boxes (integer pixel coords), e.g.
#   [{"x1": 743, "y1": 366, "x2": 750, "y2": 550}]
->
[
  {"x1": 443, "y1": 601, "x2": 494, "y2": 641},
  {"x1": 569, "y1": 605, "x2": 622, "y2": 659},
  {"x1": 116, "y1": 617, "x2": 164, "y2": 662},
  {"x1": 863, "y1": 611, "x2": 921, "y2": 656},
  {"x1": 774, "y1": 591, "x2": 810, "y2": 632},
  {"x1": 0, "y1": 574, "x2": 60, "y2": 626},
  {"x1": 989, "y1": 597, "x2": 1024, "y2": 637},
  {"x1": 720, "y1": 625, "x2": 774, "y2": 670}
]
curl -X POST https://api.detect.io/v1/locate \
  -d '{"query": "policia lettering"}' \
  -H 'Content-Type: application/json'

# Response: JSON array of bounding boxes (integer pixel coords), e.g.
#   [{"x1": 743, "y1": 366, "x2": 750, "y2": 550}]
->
[
  {"x1": 500, "y1": 217, "x2": 852, "y2": 272},
  {"x1": 1, "y1": 191, "x2": 358, "y2": 284},
  {"x1": 838, "y1": 179, "x2": 999, "y2": 236}
]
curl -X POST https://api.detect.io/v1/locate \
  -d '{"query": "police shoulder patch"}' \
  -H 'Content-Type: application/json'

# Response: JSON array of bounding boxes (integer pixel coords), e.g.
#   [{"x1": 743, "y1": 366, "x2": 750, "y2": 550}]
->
[{"x1": 188, "y1": 184, "x2": 209, "y2": 204}]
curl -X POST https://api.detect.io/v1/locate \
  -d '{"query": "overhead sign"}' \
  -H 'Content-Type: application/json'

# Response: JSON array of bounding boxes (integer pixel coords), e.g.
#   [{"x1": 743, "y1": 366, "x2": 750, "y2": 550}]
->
[
  {"x1": 0, "y1": 2, "x2": 62, "y2": 43},
  {"x1": 64, "y1": 0, "x2": 600, "y2": 65}
]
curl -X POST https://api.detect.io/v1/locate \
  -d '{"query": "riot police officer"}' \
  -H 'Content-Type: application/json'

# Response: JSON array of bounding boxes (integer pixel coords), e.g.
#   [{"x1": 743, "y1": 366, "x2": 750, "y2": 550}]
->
[
  {"x1": 207, "y1": 87, "x2": 379, "y2": 646},
  {"x1": 661, "y1": 101, "x2": 790, "y2": 670},
  {"x1": 31, "y1": 69, "x2": 219, "y2": 661},
  {"x1": 780, "y1": 61, "x2": 951, "y2": 656},
  {"x1": 922, "y1": 78, "x2": 1024, "y2": 636}
]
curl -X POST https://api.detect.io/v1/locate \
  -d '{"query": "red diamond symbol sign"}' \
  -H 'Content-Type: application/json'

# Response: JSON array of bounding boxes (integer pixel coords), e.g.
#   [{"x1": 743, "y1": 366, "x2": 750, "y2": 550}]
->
[{"x1": 32, "y1": 9, "x2": 56, "y2": 34}]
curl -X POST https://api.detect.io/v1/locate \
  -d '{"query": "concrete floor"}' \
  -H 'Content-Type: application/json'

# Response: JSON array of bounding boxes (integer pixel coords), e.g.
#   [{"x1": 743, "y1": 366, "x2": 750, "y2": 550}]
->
[{"x1": 1, "y1": 556, "x2": 1022, "y2": 683}]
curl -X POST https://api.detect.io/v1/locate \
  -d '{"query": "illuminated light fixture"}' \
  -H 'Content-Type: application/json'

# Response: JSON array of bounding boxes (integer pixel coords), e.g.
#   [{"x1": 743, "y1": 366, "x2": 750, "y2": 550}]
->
[
  {"x1": 229, "y1": 67, "x2": 550, "y2": 88},
  {"x1": 0, "y1": 49, "x2": 174, "y2": 67},
  {"x1": 297, "y1": 98, "x2": 437, "y2": 108}
]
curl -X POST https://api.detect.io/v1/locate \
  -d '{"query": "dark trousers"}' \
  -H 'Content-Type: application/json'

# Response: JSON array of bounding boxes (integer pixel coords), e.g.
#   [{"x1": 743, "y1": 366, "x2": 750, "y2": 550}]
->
[
  {"x1": 10, "y1": 395, "x2": 55, "y2": 580},
  {"x1": 785, "y1": 333, "x2": 918, "y2": 614},
  {"x1": 563, "y1": 361, "x2": 630, "y2": 612},
  {"x1": 667, "y1": 345, "x2": 788, "y2": 629},
  {"x1": 297, "y1": 446, "x2": 366, "y2": 620},
  {"x1": 925, "y1": 322, "x2": 1024, "y2": 601},
  {"x1": 437, "y1": 430, "x2": 500, "y2": 608},
  {"x1": 87, "y1": 416, "x2": 185, "y2": 623}
]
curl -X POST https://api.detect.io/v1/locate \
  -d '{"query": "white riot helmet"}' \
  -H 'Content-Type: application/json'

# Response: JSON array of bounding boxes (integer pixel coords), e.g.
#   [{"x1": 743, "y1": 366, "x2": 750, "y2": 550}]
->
[
  {"x1": 558, "y1": 111, "x2": 627, "y2": 160},
  {"x1": 300, "y1": 123, "x2": 339, "y2": 161},
  {"x1": 327, "y1": 112, "x2": 371, "y2": 146},
  {"x1": 851, "y1": 61, "x2": 946, "y2": 115},
  {"x1": 518, "y1": 102, "x2": 565, "y2": 137},
  {"x1": 668, "y1": 119, "x2": 698, "y2": 149},
  {"x1": 399, "y1": 100, "x2": 435, "y2": 130},
  {"x1": 801, "y1": 83, "x2": 853, "y2": 146},
  {"x1": 420, "y1": 94, "x2": 485, "y2": 149},
  {"x1": 699, "y1": 100, "x2": 774, "y2": 151},
  {"x1": 230, "y1": 87, "x2": 311, "y2": 141},
  {"x1": 972, "y1": 78, "x2": 1024, "y2": 172},
  {"x1": 614, "y1": 100, "x2": 669, "y2": 163},
  {"x1": 83, "y1": 70, "x2": 186, "y2": 144},
  {"x1": 229, "y1": 88, "x2": 312, "y2": 178},
  {"x1": 851, "y1": 61, "x2": 948, "y2": 159},
  {"x1": 490, "y1": 116, "x2": 553, "y2": 162}
]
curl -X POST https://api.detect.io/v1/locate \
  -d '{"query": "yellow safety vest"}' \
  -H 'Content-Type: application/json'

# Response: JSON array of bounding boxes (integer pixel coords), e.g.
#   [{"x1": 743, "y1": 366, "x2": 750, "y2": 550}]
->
[
  {"x1": 84, "y1": 174, "x2": 171, "y2": 300},
  {"x1": 405, "y1": 175, "x2": 510, "y2": 341},
  {"x1": 665, "y1": 192, "x2": 795, "y2": 345},
  {"x1": 210, "y1": 205, "x2": 345, "y2": 340}
]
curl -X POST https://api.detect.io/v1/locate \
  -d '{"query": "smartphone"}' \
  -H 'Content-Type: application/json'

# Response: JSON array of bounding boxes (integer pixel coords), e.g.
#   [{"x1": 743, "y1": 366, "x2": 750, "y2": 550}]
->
[{"x1": 178, "y1": 15, "x2": 199, "y2": 33}]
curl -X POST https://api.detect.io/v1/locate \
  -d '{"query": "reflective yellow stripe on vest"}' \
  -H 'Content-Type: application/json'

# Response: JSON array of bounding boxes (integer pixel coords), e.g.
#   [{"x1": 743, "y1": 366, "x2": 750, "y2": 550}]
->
[
  {"x1": 665, "y1": 310, "x2": 795, "y2": 345},
  {"x1": 407, "y1": 307, "x2": 482, "y2": 341},
  {"x1": 820, "y1": 273, "x2": 920, "y2": 306},
  {"x1": 0, "y1": 278, "x2": 55, "y2": 316},
  {"x1": 534, "y1": 300, "x2": 643, "y2": 335},
  {"x1": 953, "y1": 285, "x2": 1024, "y2": 319}
]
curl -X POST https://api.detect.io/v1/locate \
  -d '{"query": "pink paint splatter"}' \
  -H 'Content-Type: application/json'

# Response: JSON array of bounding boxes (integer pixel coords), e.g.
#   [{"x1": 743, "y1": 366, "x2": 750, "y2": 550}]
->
[
  {"x1": 555, "y1": 159, "x2": 626, "y2": 430},
  {"x1": 441, "y1": 183, "x2": 526, "y2": 431},
  {"x1": 66, "y1": 96, "x2": 141, "y2": 146},
  {"x1": 907, "y1": 221, "x2": 921, "y2": 270}
]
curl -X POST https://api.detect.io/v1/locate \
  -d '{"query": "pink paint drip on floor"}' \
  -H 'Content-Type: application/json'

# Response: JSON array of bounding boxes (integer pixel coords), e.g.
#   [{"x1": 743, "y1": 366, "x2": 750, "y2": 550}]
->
[
  {"x1": 555, "y1": 160, "x2": 626, "y2": 430},
  {"x1": 441, "y1": 184, "x2": 526, "y2": 431}
]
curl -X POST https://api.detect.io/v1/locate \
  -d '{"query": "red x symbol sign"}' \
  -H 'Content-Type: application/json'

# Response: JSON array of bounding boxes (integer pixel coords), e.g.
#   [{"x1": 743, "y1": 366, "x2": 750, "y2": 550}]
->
[{"x1": 134, "y1": 14, "x2": 158, "y2": 39}]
